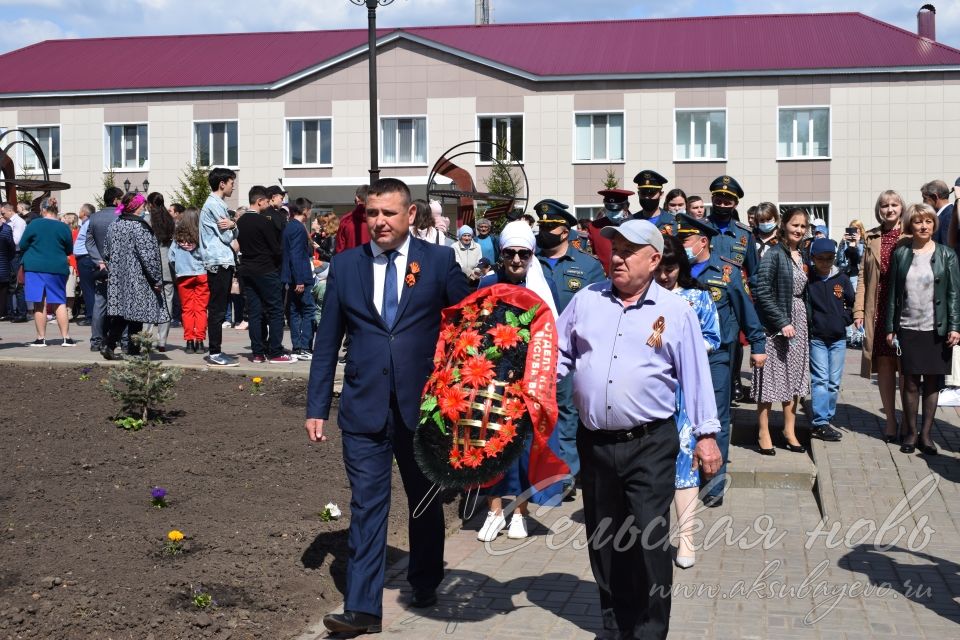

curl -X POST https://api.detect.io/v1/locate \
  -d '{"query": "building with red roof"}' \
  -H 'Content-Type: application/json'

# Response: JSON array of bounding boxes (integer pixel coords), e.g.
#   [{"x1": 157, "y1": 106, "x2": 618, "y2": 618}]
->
[{"x1": 1, "y1": 7, "x2": 958, "y2": 229}]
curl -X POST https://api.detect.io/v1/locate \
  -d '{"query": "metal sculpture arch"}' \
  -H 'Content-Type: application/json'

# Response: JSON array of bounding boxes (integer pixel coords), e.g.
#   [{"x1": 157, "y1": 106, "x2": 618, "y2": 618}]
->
[
  {"x1": 0, "y1": 128, "x2": 70, "y2": 209},
  {"x1": 426, "y1": 140, "x2": 528, "y2": 228}
]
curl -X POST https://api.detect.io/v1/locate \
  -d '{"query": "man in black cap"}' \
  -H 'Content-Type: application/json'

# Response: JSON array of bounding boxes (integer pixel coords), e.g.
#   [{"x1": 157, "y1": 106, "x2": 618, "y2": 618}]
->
[
  {"x1": 706, "y1": 175, "x2": 757, "y2": 279},
  {"x1": 676, "y1": 213, "x2": 766, "y2": 507},
  {"x1": 534, "y1": 199, "x2": 606, "y2": 496},
  {"x1": 632, "y1": 169, "x2": 677, "y2": 235},
  {"x1": 264, "y1": 185, "x2": 289, "y2": 232},
  {"x1": 588, "y1": 188, "x2": 634, "y2": 275}
]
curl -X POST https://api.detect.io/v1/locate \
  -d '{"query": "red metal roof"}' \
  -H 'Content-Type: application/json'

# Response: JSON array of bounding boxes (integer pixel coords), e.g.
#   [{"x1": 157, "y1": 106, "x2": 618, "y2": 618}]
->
[{"x1": 1, "y1": 12, "x2": 958, "y2": 95}]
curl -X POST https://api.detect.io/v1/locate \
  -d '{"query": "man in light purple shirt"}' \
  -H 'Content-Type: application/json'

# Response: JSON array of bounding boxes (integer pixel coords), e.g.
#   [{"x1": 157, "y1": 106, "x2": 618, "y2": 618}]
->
[{"x1": 556, "y1": 218, "x2": 721, "y2": 640}]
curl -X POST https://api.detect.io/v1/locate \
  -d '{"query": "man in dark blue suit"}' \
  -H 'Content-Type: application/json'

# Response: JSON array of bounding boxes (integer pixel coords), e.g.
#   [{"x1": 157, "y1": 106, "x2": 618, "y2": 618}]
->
[{"x1": 305, "y1": 178, "x2": 470, "y2": 635}]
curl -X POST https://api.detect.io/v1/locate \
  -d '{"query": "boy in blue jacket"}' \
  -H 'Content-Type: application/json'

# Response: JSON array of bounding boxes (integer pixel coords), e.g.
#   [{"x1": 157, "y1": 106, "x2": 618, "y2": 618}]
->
[
  {"x1": 281, "y1": 204, "x2": 316, "y2": 359},
  {"x1": 808, "y1": 238, "x2": 854, "y2": 441}
]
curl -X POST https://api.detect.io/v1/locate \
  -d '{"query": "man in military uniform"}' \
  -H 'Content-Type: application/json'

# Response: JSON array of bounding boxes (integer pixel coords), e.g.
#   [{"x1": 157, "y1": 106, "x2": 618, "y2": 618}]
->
[
  {"x1": 707, "y1": 175, "x2": 759, "y2": 404},
  {"x1": 587, "y1": 188, "x2": 634, "y2": 275},
  {"x1": 633, "y1": 169, "x2": 677, "y2": 235},
  {"x1": 534, "y1": 199, "x2": 606, "y2": 497},
  {"x1": 677, "y1": 214, "x2": 766, "y2": 507},
  {"x1": 706, "y1": 175, "x2": 758, "y2": 279}
]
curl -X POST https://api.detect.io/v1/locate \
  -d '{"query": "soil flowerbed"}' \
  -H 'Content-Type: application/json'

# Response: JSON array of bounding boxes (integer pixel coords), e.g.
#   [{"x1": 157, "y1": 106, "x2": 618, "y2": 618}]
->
[{"x1": 0, "y1": 364, "x2": 459, "y2": 639}]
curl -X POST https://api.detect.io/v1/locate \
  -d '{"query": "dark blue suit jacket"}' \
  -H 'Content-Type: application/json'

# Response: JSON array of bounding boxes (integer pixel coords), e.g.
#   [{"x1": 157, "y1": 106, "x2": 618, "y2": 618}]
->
[
  {"x1": 307, "y1": 236, "x2": 470, "y2": 432},
  {"x1": 280, "y1": 220, "x2": 312, "y2": 286}
]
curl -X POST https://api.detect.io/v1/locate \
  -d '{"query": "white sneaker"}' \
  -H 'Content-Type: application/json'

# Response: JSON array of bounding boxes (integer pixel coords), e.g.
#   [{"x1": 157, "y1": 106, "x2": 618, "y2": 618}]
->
[
  {"x1": 938, "y1": 387, "x2": 960, "y2": 407},
  {"x1": 507, "y1": 514, "x2": 528, "y2": 539},
  {"x1": 477, "y1": 511, "x2": 506, "y2": 542}
]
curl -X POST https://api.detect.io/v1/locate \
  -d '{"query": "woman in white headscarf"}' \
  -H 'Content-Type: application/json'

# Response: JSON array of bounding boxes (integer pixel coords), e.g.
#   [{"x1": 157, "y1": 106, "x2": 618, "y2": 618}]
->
[
  {"x1": 452, "y1": 223, "x2": 483, "y2": 283},
  {"x1": 478, "y1": 220, "x2": 559, "y2": 318},
  {"x1": 473, "y1": 220, "x2": 561, "y2": 543}
]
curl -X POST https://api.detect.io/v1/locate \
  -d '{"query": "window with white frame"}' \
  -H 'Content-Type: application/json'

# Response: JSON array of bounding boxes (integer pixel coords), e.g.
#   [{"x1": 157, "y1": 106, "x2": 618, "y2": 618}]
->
[
  {"x1": 778, "y1": 108, "x2": 830, "y2": 159},
  {"x1": 195, "y1": 121, "x2": 238, "y2": 167},
  {"x1": 574, "y1": 206, "x2": 604, "y2": 221},
  {"x1": 381, "y1": 117, "x2": 427, "y2": 165},
  {"x1": 779, "y1": 203, "x2": 830, "y2": 227},
  {"x1": 105, "y1": 124, "x2": 148, "y2": 169},
  {"x1": 20, "y1": 126, "x2": 61, "y2": 172},
  {"x1": 286, "y1": 119, "x2": 332, "y2": 166},
  {"x1": 478, "y1": 115, "x2": 523, "y2": 162},
  {"x1": 574, "y1": 113, "x2": 624, "y2": 162},
  {"x1": 675, "y1": 110, "x2": 726, "y2": 161}
]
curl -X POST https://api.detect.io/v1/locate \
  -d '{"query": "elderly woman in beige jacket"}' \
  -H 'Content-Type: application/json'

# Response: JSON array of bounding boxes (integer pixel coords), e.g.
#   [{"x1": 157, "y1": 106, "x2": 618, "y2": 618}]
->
[
  {"x1": 452, "y1": 224, "x2": 482, "y2": 283},
  {"x1": 853, "y1": 190, "x2": 911, "y2": 441}
]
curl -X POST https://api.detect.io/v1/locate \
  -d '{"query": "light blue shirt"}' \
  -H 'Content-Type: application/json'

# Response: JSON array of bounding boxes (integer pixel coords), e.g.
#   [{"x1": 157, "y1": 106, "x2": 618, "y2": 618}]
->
[
  {"x1": 557, "y1": 280, "x2": 720, "y2": 437},
  {"x1": 74, "y1": 219, "x2": 89, "y2": 256},
  {"x1": 198, "y1": 193, "x2": 237, "y2": 269}
]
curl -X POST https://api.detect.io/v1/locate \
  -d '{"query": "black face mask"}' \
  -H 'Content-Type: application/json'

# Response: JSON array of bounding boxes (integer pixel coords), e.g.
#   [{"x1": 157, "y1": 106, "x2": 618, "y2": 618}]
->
[
  {"x1": 536, "y1": 230, "x2": 565, "y2": 250},
  {"x1": 712, "y1": 205, "x2": 735, "y2": 219},
  {"x1": 638, "y1": 199, "x2": 660, "y2": 214}
]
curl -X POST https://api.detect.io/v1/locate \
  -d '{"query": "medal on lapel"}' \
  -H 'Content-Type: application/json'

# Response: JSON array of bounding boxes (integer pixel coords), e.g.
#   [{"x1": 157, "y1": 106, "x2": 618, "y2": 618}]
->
[{"x1": 646, "y1": 316, "x2": 666, "y2": 348}]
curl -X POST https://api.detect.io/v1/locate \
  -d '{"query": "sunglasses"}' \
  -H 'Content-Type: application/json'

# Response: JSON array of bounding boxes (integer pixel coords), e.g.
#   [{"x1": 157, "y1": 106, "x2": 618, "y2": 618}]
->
[{"x1": 502, "y1": 248, "x2": 533, "y2": 261}]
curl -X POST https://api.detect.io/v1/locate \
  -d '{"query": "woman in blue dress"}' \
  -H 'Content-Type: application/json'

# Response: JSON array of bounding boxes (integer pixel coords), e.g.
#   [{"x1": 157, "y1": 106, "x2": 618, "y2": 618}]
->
[
  {"x1": 475, "y1": 220, "x2": 560, "y2": 542},
  {"x1": 656, "y1": 235, "x2": 720, "y2": 569}
]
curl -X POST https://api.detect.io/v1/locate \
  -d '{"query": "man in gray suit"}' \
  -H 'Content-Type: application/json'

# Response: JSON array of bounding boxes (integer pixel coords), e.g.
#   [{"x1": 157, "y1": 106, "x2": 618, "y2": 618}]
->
[{"x1": 84, "y1": 186, "x2": 124, "y2": 351}]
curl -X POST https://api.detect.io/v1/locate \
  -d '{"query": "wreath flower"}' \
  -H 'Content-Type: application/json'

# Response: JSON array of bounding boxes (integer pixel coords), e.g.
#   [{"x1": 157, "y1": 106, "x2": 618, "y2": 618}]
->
[
  {"x1": 460, "y1": 355, "x2": 495, "y2": 388},
  {"x1": 405, "y1": 261, "x2": 421, "y2": 288}
]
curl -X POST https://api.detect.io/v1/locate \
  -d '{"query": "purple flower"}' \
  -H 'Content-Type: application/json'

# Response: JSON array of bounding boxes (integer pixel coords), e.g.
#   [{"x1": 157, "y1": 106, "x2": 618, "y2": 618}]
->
[
  {"x1": 151, "y1": 487, "x2": 167, "y2": 500},
  {"x1": 81, "y1": 367, "x2": 92, "y2": 374}
]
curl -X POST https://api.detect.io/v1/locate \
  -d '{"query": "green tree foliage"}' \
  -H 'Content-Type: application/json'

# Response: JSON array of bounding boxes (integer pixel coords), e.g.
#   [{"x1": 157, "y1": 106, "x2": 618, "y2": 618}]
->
[
  {"x1": 103, "y1": 332, "x2": 182, "y2": 424},
  {"x1": 170, "y1": 150, "x2": 211, "y2": 210},
  {"x1": 93, "y1": 170, "x2": 118, "y2": 210},
  {"x1": 602, "y1": 167, "x2": 620, "y2": 190}
]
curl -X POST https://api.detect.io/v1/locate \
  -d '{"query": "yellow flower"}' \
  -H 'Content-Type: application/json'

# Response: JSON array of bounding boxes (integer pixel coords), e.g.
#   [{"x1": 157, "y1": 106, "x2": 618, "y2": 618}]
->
[
  {"x1": 167, "y1": 530, "x2": 184, "y2": 542},
  {"x1": 252, "y1": 377, "x2": 263, "y2": 384}
]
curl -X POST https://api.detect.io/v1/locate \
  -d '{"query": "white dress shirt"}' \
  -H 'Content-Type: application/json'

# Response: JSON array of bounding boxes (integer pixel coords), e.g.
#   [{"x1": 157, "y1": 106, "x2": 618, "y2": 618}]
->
[
  {"x1": 370, "y1": 234, "x2": 410, "y2": 315},
  {"x1": 8, "y1": 214, "x2": 26, "y2": 246}
]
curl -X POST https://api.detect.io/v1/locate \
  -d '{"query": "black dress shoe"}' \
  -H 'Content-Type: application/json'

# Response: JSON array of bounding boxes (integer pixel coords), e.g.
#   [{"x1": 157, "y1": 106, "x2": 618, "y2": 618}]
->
[
  {"x1": 75, "y1": 319, "x2": 91, "y2": 326},
  {"x1": 410, "y1": 588, "x2": 438, "y2": 608},
  {"x1": 810, "y1": 425, "x2": 843, "y2": 441},
  {"x1": 10, "y1": 316, "x2": 28, "y2": 323},
  {"x1": 702, "y1": 495, "x2": 723, "y2": 508},
  {"x1": 918, "y1": 442, "x2": 939, "y2": 456},
  {"x1": 785, "y1": 443, "x2": 806, "y2": 453},
  {"x1": 758, "y1": 446, "x2": 776, "y2": 456},
  {"x1": 900, "y1": 443, "x2": 916, "y2": 454},
  {"x1": 884, "y1": 434, "x2": 899, "y2": 444},
  {"x1": 322, "y1": 611, "x2": 382, "y2": 634}
]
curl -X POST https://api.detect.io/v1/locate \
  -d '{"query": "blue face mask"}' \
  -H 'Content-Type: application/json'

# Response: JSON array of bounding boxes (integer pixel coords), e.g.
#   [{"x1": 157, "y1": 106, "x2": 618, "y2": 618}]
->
[
  {"x1": 685, "y1": 246, "x2": 703, "y2": 263},
  {"x1": 758, "y1": 221, "x2": 777, "y2": 234}
]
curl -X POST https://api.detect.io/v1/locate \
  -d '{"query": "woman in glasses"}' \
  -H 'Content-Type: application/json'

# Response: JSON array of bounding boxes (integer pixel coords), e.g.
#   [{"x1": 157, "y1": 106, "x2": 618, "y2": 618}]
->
[{"x1": 474, "y1": 220, "x2": 560, "y2": 543}]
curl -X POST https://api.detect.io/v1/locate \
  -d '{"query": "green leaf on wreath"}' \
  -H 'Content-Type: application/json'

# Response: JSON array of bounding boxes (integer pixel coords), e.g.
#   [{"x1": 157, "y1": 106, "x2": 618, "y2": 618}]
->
[
  {"x1": 484, "y1": 346, "x2": 502, "y2": 360},
  {"x1": 518, "y1": 304, "x2": 540, "y2": 326},
  {"x1": 505, "y1": 310, "x2": 519, "y2": 327},
  {"x1": 518, "y1": 328, "x2": 531, "y2": 343},
  {"x1": 420, "y1": 394, "x2": 437, "y2": 412},
  {"x1": 432, "y1": 410, "x2": 448, "y2": 435},
  {"x1": 452, "y1": 368, "x2": 461, "y2": 381},
  {"x1": 466, "y1": 346, "x2": 478, "y2": 356}
]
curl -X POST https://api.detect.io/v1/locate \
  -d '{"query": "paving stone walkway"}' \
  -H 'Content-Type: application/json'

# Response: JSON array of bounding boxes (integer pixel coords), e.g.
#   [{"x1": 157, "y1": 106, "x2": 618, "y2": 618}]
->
[{"x1": 295, "y1": 349, "x2": 960, "y2": 640}]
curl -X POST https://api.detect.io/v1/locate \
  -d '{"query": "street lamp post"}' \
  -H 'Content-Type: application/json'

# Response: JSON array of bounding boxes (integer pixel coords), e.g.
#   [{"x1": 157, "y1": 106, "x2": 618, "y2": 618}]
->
[{"x1": 350, "y1": 0, "x2": 394, "y2": 183}]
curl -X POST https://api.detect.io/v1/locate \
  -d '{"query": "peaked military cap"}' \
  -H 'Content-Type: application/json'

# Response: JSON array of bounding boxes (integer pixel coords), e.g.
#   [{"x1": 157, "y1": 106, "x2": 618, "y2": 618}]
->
[
  {"x1": 633, "y1": 170, "x2": 668, "y2": 189},
  {"x1": 598, "y1": 188, "x2": 634, "y2": 203},
  {"x1": 533, "y1": 199, "x2": 577, "y2": 227},
  {"x1": 675, "y1": 213, "x2": 719, "y2": 238},
  {"x1": 709, "y1": 175, "x2": 744, "y2": 200}
]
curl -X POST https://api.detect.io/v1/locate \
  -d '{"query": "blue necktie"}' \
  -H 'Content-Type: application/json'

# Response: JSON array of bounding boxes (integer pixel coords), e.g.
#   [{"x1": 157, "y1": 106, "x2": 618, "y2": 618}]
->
[{"x1": 381, "y1": 249, "x2": 399, "y2": 327}]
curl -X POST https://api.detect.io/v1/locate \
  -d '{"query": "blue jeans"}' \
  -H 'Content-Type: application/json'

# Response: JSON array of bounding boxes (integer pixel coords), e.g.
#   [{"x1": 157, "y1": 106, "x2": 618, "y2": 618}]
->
[
  {"x1": 242, "y1": 271, "x2": 284, "y2": 358},
  {"x1": 286, "y1": 285, "x2": 316, "y2": 351},
  {"x1": 810, "y1": 338, "x2": 846, "y2": 427},
  {"x1": 76, "y1": 255, "x2": 97, "y2": 320}
]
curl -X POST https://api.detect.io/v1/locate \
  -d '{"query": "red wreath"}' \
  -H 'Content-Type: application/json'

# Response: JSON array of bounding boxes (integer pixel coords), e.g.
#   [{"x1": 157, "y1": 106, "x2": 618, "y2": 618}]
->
[{"x1": 414, "y1": 284, "x2": 566, "y2": 490}]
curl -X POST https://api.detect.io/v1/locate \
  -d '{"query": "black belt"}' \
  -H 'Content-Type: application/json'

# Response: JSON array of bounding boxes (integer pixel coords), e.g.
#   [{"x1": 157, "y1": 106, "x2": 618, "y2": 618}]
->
[{"x1": 581, "y1": 417, "x2": 670, "y2": 442}]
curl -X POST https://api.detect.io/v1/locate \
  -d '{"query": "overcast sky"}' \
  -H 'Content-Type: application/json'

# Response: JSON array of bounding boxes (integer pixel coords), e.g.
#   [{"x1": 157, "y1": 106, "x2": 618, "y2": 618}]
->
[{"x1": 0, "y1": 0, "x2": 958, "y2": 54}]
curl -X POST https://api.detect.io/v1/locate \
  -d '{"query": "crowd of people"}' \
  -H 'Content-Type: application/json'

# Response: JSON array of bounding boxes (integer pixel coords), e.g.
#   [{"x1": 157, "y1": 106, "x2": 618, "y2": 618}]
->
[{"x1": 3, "y1": 167, "x2": 959, "y2": 639}]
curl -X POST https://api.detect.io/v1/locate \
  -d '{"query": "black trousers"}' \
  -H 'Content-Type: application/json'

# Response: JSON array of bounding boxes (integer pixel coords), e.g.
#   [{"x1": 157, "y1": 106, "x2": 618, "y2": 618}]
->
[
  {"x1": 205, "y1": 267, "x2": 234, "y2": 355},
  {"x1": 106, "y1": 317, "x2": 143, "y2": 354},
  {"x1": 577, "y1": 420, "x2": 679, "y2": 640}
]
